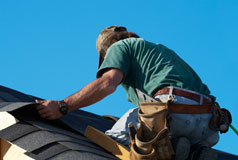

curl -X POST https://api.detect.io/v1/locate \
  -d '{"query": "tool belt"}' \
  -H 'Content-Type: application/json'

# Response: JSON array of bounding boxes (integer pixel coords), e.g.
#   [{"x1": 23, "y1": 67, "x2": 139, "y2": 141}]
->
[
  {"x1": 153, "y1": 87, "x2": 212, "y2": 105},
  {"x1": 148, "y1": 102, "x2": 212, "y2": 114},
  {"x1": 128, "y1": 102, "x2": 232, "y2": 160},
  {"x1": 130, "y1": 88, "x2": 232, "y2": 159},
  {"x1": 153, "y1": 87, "x2": 232, "y2": 132}
]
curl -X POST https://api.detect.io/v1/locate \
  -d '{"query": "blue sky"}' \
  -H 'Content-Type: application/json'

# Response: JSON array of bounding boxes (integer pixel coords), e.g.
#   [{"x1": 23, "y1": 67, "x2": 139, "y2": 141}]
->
[{"x1": 1, "y1": 0, "x2": 237, "y2": 155}]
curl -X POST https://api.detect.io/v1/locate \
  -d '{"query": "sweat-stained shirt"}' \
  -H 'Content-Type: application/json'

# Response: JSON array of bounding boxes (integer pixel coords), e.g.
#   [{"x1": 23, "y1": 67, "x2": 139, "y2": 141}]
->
[{"x1": 97, "y1": 38, "x2": 212, "y2": 107}]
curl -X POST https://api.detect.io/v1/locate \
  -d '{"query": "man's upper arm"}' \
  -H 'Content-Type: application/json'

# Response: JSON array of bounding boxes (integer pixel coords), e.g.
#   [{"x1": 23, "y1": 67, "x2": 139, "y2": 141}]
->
[{"x1": 101, "y1": 68, "x2": 124, "y2": 86}]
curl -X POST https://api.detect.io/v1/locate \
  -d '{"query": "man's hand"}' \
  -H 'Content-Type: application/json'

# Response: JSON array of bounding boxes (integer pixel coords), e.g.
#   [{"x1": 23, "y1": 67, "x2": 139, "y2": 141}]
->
[{"x1": 36, "y1": 99, "x2": 62, "y2": 120}]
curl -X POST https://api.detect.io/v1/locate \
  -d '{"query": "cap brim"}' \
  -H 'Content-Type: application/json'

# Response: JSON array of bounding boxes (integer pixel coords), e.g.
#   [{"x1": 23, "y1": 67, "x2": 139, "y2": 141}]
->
[{"x1": 98, "y1": 55, "x2": 103, "y2": 69}]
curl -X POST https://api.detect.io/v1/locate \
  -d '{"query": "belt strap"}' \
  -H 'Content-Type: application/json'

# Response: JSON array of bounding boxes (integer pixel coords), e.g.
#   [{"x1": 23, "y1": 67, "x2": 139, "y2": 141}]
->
[
  {"x1": 168, "y1": 103, "x2": 212, "y2": 114},
  {"x1": 139, "y1": 102, "x2": 212, "y2": 114},
  {"x1": 154, "y1": 88, "x2": 211, "y2": 105}
]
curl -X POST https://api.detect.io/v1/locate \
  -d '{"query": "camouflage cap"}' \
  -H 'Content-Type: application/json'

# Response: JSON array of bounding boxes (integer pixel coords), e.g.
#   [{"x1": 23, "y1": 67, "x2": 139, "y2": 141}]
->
[
  {"x1": 96, "y1": 25, "x2": 127, "y2": 68},
  {"x1": 96, "y1": 25, "x2": 127, "y2": 55}
]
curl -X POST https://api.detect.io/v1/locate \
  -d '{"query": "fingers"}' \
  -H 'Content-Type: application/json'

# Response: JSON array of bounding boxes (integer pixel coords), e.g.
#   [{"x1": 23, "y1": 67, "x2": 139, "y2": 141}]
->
[
  {"x1": 35, "y1": 99, "x2": 44, "y2": 104},
  {"x1": 40, "y1": 112, "x2": 61, "y2": 120},
  {"x1": 35, "y1": 100, "x2": 62, "y2": 120},
  {"x1": 37, "y1": 105, "x2": 50, "y2": 119},
  {"x1": 36, "y1": 104, "x2": 45, "y2": 111},
  {"x1": 40, "y1": 113, "x2": 55, "y2": 120},
  {"x1": 39, "y1": 112, "x2": 50, "y2": 119},
  {"x1": 35, "y1": 99, "x2": 45, "y2": 110},
  {"x1": 38, "y1": 107, "x2": 48, "y2": 115},
  {"x1": 38, "y1": 109, "x2": 56, "y2": 120},
  {"x1": 35, "y1": 100, "x2": 51, "y2": 110}
]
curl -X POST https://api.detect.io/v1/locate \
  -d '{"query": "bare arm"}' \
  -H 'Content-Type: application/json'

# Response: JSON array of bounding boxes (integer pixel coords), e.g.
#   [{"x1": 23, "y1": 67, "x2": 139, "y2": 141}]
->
[
  {"x1": 65, "y1": 68, "x2": 123, "y2": 112},
  {"x1": 36, "y1": 68, "x2": 123, "y2": 120}
]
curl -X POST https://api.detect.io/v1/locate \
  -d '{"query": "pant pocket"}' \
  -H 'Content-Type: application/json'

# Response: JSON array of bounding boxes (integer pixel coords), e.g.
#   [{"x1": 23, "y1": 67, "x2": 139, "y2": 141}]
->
[{"x1": 169, "y1": 113, "x2": 196, "y2": 137}]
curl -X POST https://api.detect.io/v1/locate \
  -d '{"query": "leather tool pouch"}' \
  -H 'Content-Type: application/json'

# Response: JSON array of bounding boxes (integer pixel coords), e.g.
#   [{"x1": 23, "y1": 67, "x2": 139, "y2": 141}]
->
[
  {"x1": 219, "y1": 108, "x2": 232, "y2": 133},
  {"x1": 129, "y1": 102, "x2": 174, "y2": 160},
  {"x1": 209, "y1": 103, "x2": 222, "y2": 131},
  {"x1": 209, "y1": 102, "x2": 232, "y2": 133}
]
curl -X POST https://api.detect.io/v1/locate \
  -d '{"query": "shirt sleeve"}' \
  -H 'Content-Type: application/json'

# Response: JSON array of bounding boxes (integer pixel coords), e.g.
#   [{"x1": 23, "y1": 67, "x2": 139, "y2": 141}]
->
[{"x1": 96, "y1": 41, "x2": 131, "y2": 81}]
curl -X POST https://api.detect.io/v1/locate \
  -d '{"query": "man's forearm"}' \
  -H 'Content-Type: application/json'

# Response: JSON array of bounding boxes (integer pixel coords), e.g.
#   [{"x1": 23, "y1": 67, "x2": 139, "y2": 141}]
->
[
  {"x1": 63, "y1": 69, "x2": 123, "y2": 112},
  {"x1": 35, "y1": 69, "x2": 123, "y2": 120},
  {"x1": 64, "y1": 77, "x2": 115, "y2": 112}
]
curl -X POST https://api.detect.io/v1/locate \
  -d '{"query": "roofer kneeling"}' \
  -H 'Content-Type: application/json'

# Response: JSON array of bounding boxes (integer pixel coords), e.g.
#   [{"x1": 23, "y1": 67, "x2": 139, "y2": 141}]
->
[{"x1": 36, "y1": 25, "x2": 232, "y2": 160}]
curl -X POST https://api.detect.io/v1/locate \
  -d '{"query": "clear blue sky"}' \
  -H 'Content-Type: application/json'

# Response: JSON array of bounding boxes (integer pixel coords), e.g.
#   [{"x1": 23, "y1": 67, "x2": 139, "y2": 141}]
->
[{"x1": 1, "y1": 0, "x2": 237, "y2": 155}]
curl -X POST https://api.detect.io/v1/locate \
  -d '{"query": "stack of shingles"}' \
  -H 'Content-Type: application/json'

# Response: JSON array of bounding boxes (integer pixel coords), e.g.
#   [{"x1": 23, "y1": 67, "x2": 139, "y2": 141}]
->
[{"x1": 0, "y1": 85, "x2": 118, "y2": 160}]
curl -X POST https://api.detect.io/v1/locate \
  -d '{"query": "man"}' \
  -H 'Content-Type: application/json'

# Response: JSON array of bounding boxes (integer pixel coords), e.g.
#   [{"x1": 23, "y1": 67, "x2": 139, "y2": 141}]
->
[{"x1": 36, "y1": 25, "x2": 219, "y2": 159}]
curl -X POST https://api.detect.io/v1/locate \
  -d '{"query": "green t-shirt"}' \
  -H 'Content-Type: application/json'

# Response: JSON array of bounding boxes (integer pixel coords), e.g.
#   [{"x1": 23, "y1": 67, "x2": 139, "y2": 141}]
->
[{"x1": 97, "y1": 38, "x2": 211, "y2": 107}]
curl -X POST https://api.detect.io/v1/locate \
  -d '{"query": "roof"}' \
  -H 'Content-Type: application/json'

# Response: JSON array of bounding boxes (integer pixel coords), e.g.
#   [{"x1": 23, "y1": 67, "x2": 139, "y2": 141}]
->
[
  {"x1": 0, "y1": 85, "x2": 118, "y2": 160},
  {"x1": 0, "y1": 85, "x2": 237, "y2": 160}
]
